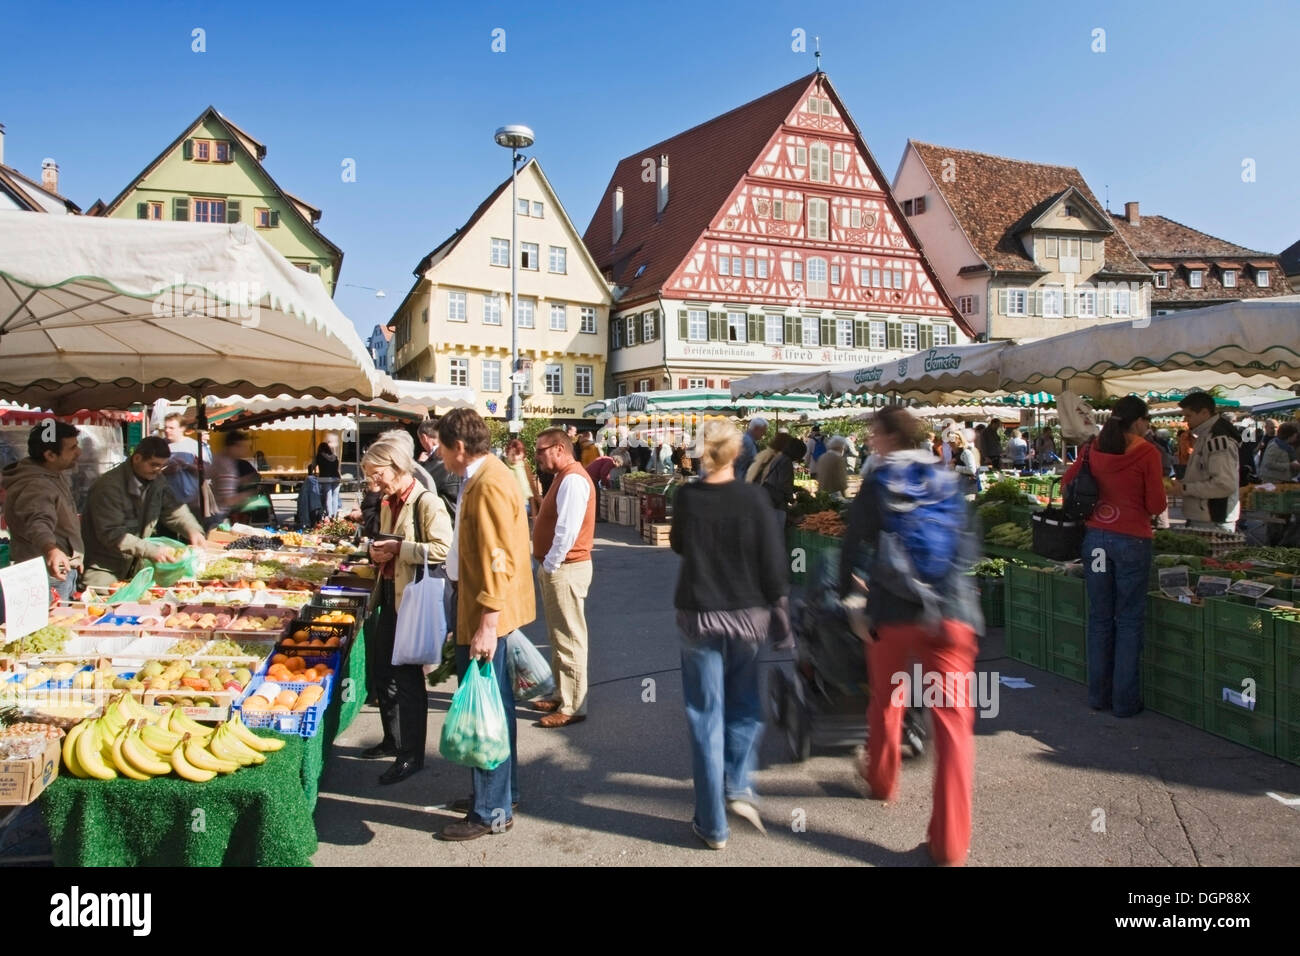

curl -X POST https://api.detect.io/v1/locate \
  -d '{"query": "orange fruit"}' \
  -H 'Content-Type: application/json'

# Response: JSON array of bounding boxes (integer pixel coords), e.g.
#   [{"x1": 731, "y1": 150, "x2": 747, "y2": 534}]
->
[
  {"x1": 274, "y1": 690, "x2": 297, "y2": 707},
  {"x1": 242, "y1": 695, "x2": 271, "y2": 712},
  {"x1": 325, "y1": 636, "x2": 341, "y2": 647},
  {"x1": 293, "y1": 629, "x2": 309, "y2": 641},
  {"x1": 310, "y1": 638, "x2": 325, "y2": 647},
  {"x1": 281, "y1": 638, "x2": 296, "y2": 647},
  {"x1": 271, "y1": 653, "x2": 287, "y2": 665},
  {"x1": 298, "y1": 686, "x2": 324, "y2": 704},
  {"x1": 287, "y1": 656, "x2": 307, "y2": 672},
  {"x1": 269, "y1": 704, "x2": 291, "y2": 714}
]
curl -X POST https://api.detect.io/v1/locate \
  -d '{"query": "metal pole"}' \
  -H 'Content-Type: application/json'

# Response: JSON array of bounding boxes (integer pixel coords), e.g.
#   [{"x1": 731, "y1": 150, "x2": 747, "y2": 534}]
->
[{"x1": 509, "y1": 149, "x2": 521, "y2": 434}]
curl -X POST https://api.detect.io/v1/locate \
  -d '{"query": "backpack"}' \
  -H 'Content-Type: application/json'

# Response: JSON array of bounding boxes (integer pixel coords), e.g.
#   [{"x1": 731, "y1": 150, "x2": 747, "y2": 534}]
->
[
  {"x1": 872, "y1": 460, "x2": 965, "y2": 586},
  {"x1": 1062, "y1": 442, "x2": 1100, "y2": 521}
]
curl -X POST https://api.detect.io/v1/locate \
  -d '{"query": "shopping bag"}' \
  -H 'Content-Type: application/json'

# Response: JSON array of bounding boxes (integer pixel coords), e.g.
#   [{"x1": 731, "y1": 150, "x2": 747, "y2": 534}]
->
[
  {"x1": 392, "y1": 561, "x2": 447, "y2": 666},
  {"x1": 505, "y1": 630, "x2": 554, "y2": 701},
  {"x1": 439, "y1": 659, "x2": 511, "y2": 770},
  {"x1": 143, "y1": 536, "x2": 200, "y2": 585},
  {"x1": 105, "y1": 567, "x2": 154, "y2": 604}
]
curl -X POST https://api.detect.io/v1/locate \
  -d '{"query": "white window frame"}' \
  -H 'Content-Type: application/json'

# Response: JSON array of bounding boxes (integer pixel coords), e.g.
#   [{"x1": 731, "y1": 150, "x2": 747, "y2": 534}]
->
[
  {"x1": 1189, "y1": 269, "x2": 1204, "y2": 289},
  {"x1": 807, "y1": 197, "x2": 829, "y2": 239},
  {"x1": 1257, "y1": 268, "x2": 1270, "y2": 287},
  {"x1": 836, "y1": 318, "x2": 853, "y2": 348},
  {"x1": 516, "y1": 297, "x2": 535, "y2": 328},
  {"x1": 731, "y1": 256, "x2": 742, "y2": 276},
  {"x1": 521, "y1": 242, "x2": 539, "y2": 270},
  {"x1": 773, "y1": 199, "x2": 784, "y2": 221},
  {"x1": 532, "y1": 201, "x2": 543, "y2": 218},
  {"x1": 517, "y1": 198, "x2": 530, "y2": 216},
  {"x1": 810, "y1": 143, "x2": 831, "y2": 183},
  {"x1": 727, "y1": 311, "x2": 746, "y2": 343},
  {"x1": 794, "y1": 146, "x2": 807, "y2": 167},
  {"x1": 1006, "y1": 289, "x2": 1027, "y2": 316},
  {"x1": 687, "y1": 308, "x2": 707, "y2": 342},
  {"x1": 792, "y1": 261, "x2": 804, "y2": 282},
  {"x1": 1154, "y1": 271, "x2": 1169, "y2": 289},
  {"x1": 893, "y1": 270, "x2": 904, "y2": 290},
  {"x1": 449, "y1": 357, "x2": 469, "y2": 388},
  {"x1": 801, "y1": 315, "x2": 819, "y2": 346},
  {"x1": 550, "y1": 303, "x2": 567, "y2": 331},
  {"x1": 482, "y1": 359, "x2": 501, "y2": 393},
  {"x1": 1042, "y1": 287, "x2": 1064, "y2": 318},
  {"x1": 543, "y1": 363, "x2": 563, "y2": 395},
  {"x1": 575, "y1": 364, "x2": 593, "y2": 396},
  {"x1": 635, "y1": 378, "x2": 650, "y2": 393},
  {"x1": 832, "y1": 151, "x2": 846, "y2": 172},
  {"x1": 548, "y1": 245, "x2": 567, "y2": 274},
  {"x1": 581, "y1": 307, "x2": 597, "y2": 335},
  {"x1": 745, "y1": 257, "x2": 756, "y2": 278},
  {"x1": 490, "y1": 238, "x2": 510, "y2": 267},
  {"x1": 765, "y1": 314, "x2": 783, "y2": 345},
  {"x1": 617, "y1": 382, "x2": 628, "y2": 397},
  {"x1": 807, "y1": 257, "x2": 828, "y2": 298},
  {"x1": 643, "y1": 312, "x2": 656, "y2": 342},
  {"x1": 483, "y1": 293, "x2": 502, "y2": 325},
  {"x1": 901, "y1": 322, "x2": 918, "y2": 351},
  {"x1": 718, "y1": 256, "x2": 730, "y2": 276},
  {"x1": 1222, "y1": 268, "x2": 1237, "y2": 288},
  {"x1": 1077, "y1": 290, "x2": 1097, "y2": 317},
  {"x1": 1113, "y1": 289, "x2": 1131, "y2": 317},
  {"x1": 830, "y1": 264, "x2": 841, "y2": 285},
  {"x1": 687, "y1": 377, "x2": 707, "y2": 390},
  {"x1": 1081, "y1": 238, "x2": 1093, "y2": 260},
  {"x1": 1046, "y1": 236, "x2": 1058, "y2": 258},
  {"x1": 956, "y1": 295, "x2": 974, "y2": 315},
  {"x1": 447, "y1": 291, "x2": 467, "y2": 322},
  {"x1": 932, "y1": 324, "x2": 950, "y2": 346},
  {"x1": 757, "y1": 258, "x2": 768, "y2": 278},
  {"x1": 869, "y1": 320, "x2": 886, "y2": 350}
]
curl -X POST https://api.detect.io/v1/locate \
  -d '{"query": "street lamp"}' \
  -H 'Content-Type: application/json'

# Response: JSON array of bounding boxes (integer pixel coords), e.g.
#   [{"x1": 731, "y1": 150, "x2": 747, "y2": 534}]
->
[{"x1": 495, "y1": 124, "x2": 535, "y2": 434}]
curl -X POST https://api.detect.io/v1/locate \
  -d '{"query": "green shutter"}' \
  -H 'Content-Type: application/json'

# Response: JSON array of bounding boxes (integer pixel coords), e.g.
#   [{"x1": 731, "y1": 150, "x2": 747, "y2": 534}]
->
[
  {"x1": 308, "y1": 264, "x2": 321, "y2": 275},
  {"x1": 268, "y1": 210, "x2": 280, "y2": 227},
  {"x1": 997, "y1": 289, "x2": 1008, "y2": 315},
  {"x1": 887, "y1": 322, "x2": 901, "y2": 350},
  {"x1": 678, "y1": 309, "x2": 689, "y2": 340},
  {"x1": 610, "y1": 318, "x2": 620, "y2": 351},
  {"x1": 919, "y1": 324, "x2": 933, "y2": 350},
  {"x1": 708, "y1": 311, "x2": 724, "y2": 342},
  {"x1": 784, "y1": 313, "x2": 798, "y2": 345},
  {"x1": 182, "y1": 139, "x2": 193, "y2": 160},
  {"x1": 854, "y1": 318, "x2": 868, "y2": 348},
  {"x1": 226, "y1": 200, "x2": 241, "y2": 224},
  {"x1": 654, "y1": 311, "x2": 662, "y2": 341},
  {"x1": 136, "y1": 202, "x2": 147, "y2": 219},
  {"x1": 748, "y1": 313, "x2": 763, "y2": 343},
  {"x1": 173, "y1": 198, "x2": 189, "y2": 221},
  {"x1": 820, "y1": 315, "x2": 835, "y2": 347}
]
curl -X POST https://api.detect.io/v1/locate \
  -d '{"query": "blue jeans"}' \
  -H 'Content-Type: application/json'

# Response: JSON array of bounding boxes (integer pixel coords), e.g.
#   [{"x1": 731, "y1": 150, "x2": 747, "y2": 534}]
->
[
  {"x1": 1082, "y1": 528, "x2": 1152, "y2": 716},
  {"x1": 454, "y1": 637, "x2": 519, "y2": 824},
  {"x1": 679, "y1": 631, "x2": 764, "y2": 843},
  {"x1": 321, "y1": 479, "x2": 341, "y2": 517}
]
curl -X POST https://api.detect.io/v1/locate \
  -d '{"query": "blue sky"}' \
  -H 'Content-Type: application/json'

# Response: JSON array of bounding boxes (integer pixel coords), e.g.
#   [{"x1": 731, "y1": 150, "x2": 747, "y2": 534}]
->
[{"x1": 3, "y1": 0, "x2": 1296, "y2": 340}]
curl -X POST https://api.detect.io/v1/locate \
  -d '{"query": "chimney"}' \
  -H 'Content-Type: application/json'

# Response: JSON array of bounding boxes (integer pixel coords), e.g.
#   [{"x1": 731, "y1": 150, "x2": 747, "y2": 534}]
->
[
  {"x1": 656, "y1": 154, "x2": 669, "y2": 217},
  {"x1": 42, "y1": 158, "x2": 59, "y2": 195},
  {"x1": 0, "y1": 123, "x2": 5, "y2": 166},
  {"x1": 612, "y1": 186, "x2": 624, "y2": 245},
  {"x1": 1125, "y1": 201, "x2": 1139, "y2": 226}
]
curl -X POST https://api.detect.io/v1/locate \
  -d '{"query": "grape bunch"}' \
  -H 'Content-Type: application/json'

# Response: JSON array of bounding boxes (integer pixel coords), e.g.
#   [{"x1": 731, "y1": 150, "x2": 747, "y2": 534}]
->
[
  {"x1": 0, "y1": 624, "x2": 72, "y2": 656},
  {"x1": 224, "y1": 536, "x2": 285, "y2": 551}
]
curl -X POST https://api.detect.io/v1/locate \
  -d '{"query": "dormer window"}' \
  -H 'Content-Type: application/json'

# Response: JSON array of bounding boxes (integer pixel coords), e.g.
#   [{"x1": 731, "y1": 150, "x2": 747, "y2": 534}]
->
[
  {"x1": 1222, "y1": 268, "x2": 1237, "y2": 288},
  {"x1": 1257, "y1": 268, "x2": 1270, "y2": 287},
  {"x1": 1154, "y1": 271, "x2": 1169, "y2": 289},
  {"x1": 1188, "y1": 269, "x2": 1204, "y2": 288}
]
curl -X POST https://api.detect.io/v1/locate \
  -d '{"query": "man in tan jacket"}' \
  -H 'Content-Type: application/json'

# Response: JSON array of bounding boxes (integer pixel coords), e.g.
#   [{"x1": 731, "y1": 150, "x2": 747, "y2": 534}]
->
[
  {"x1": 1, "y1": 422, "x2": 84, "y2": 601},
  {"x1": 437, "y1": 410, "x2": 535, "y2": 841}
]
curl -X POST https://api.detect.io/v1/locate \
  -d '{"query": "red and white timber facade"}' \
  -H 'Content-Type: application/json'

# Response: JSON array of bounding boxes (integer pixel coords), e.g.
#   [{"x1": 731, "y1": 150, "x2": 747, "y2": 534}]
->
[{"x1": 588, "y1": 72, "x2": 969, "y2": 397}]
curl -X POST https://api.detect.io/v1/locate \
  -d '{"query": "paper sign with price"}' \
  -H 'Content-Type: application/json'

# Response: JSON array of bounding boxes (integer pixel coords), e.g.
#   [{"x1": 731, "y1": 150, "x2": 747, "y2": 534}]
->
[{"x1": 0, "y1": 558, "x2": 51, "y2": 642}]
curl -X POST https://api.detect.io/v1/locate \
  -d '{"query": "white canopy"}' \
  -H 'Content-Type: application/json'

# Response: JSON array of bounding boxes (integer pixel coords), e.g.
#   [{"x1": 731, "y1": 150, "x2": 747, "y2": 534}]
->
[
  {"x1": 825, "y1": 341, "x2": 1012, "y2": 402},
  {"x1": 997, "y1": 299, "x2": 1300, "y2": 398},
  {"x1": 373, "y1": 374, "x2": 475, "y2": 409},
  {"x1": 248, "y1": 414, "x2": 357, "y2": 432},
  {"x1": 0, "y1": 213, "x2": 382, "y2": 412}
]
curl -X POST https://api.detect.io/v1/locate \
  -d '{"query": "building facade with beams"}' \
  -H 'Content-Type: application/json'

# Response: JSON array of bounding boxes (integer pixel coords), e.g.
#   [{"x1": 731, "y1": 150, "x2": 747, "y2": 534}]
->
[
  {"x1": 582, "y1": 72, "x2": 968, "y2": 398},
  {"x1": 894, "y1": 142, "x2": 1154, "y2": 341},
  {"x1": 87, "y1": 107, "x2": 343, "y2": 294},
  {"x1": 387, "y1": 158, "x2": 610, "y2": 421}
]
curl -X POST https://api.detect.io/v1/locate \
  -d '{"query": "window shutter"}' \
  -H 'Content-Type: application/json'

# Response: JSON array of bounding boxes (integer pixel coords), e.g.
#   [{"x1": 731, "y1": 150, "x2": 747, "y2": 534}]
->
[
  {"x1": 820, "y1": 315, "x2": 835, "y2": 346},
  {"x1": 915, "y1": 196, "x2": 926, "y2": 214},
  {"x1": 887, "y1": 322, "x2": 901, "y2": 350},
  {"x1": 748, "y1": 313, "x2": 763, "y2": 343},
  {"x1": 226, "y1": 200, "x2": 241, "y2": 224},
  {"x1": 853, "y1": 319, "x2": 867, "y2": 348},
  {"x1": 226, "y1": 141, "x2": 237, "y2": 162},
  {"x1": 919, "y1": 324, "x2": 933, "y2": 350},
  {"x1": 1064, "y1": 291, "x2": 1076, "y2": 317},
  {"x1": 654, "y1": 311, "x2": 662, "y2": 341},
  {"x1": 678, "y1": 378, "x2": 689, "y2": 389},
  {"x1": 268, "y1": 210, "x2": 280, "y2": 227},
  {"x1": 136, "y1": 202, "x2": 147, "y2": 219},
  {"x1": 720, "y1": 378, "x2": 730, "y2": 388},
  {"x1": 610, "y1": 320, "x2": 620, "y2": 351},
  {"x1": 708, "y1": 311, "x2": 724, "y2": 342},
  {"x1": 173, "y1": 198, "x2": 189, "y2": 221},
  {"x1": 706, "y1": 378, "x2": 716, "y2": 389},
  {"x1": 183, "y1": 139, "x2": 193, "y2": 160},
  {"x1": 678, "y1": 309, "x2": 689, "y2": 340},
  {"x1": 784, "y1": 313, "x2": 798, "y2": 345},
  {"x1": 1100, "y1": 289, "x2": 1111, "y2": 316},
  {"x1": 997, "y1": 289, "x2": 1007, "y2": 315}
]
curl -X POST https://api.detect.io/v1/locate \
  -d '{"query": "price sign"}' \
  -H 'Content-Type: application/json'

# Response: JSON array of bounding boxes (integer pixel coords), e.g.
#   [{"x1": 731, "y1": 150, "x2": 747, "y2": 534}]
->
[{"x1": 0, "y1": 558, "x2": 51, "y2": 643}]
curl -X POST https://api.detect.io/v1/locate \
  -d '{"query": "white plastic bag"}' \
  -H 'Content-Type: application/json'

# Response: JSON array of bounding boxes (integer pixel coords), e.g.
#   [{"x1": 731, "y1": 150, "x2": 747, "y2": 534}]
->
[
  {"x1": 392, "y1": 561, "x2": 447, "y2": 666},
  {"x1": 505, "y1": 630, "x2": 555, "y2": 701}
]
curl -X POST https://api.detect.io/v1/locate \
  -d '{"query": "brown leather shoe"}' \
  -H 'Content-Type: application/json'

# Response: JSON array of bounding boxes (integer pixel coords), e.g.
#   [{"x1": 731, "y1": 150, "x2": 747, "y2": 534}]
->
[
  {"x1": 538, "y1": 712, "x2": 586, "y2": 728},
  {"x1": 437, "y1": 816, "x2": 514, "y2": 841},
  {"x1": 530, "y1": 698, "x2": 561, "y2": 713}
]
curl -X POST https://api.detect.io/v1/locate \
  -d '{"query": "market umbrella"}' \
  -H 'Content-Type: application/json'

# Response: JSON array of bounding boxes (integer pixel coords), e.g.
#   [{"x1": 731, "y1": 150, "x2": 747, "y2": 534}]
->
[
  {"x1": 372, "y1": 374, "x2": 476, "y2": 409},
  {"x1": 995, "y1": 298, "x2": 1300, "y2": 398},
  {"x1": 207, "y1": 394, "x2": 437, "y2": 430},
  {"x1": 824, "y1": 340, "x2": 1013, "y2": 402},
  {"x1": 729, "y1": 367, "x2": 835, "y2": 399},
  {"x1": 0, "y1": 213, "x2": 382, "y2": 413}
]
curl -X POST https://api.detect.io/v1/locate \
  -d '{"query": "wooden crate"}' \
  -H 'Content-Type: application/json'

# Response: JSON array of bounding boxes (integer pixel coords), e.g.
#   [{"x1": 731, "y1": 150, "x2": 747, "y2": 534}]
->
[{"x1": 642, "y1": 522, "x2": 672, "y2": 547}]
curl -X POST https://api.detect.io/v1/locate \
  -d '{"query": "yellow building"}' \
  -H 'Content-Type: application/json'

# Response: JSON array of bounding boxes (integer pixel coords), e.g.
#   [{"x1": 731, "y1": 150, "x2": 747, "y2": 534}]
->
[{"x1": 389, "y1": 159, "x2": 611, "y2": 421}]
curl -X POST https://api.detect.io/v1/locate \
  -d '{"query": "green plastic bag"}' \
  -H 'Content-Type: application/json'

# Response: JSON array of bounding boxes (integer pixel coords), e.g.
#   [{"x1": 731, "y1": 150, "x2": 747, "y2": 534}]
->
[
  {"x1": 143, "y1": 536, "x2": 200, "y2": 586},
  {"x1": 439, "y1": 659, "x2": 511, "y2": 770},
  {"x1": 106, "y1": 567, "x2": 154, "y2": 604}
]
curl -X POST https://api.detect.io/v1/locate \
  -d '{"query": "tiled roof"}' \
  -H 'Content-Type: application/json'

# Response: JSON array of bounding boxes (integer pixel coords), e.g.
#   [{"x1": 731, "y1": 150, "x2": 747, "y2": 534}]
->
[
  {"x1": 910, "y1": 142, "x2": 1149, "y2": 276},
  {"x1": 0, "y1": 162, "x2": 81, "y2": 213},
  {"x1": 1108, "y1": 212, "x2": 1266, "y2": 258},
  {"x1": 1281, "y1": 238, "x2": 1300, "y2": 277},
  {"x1": 583, "y1": 74, "x2": 817, "y2": 305}
]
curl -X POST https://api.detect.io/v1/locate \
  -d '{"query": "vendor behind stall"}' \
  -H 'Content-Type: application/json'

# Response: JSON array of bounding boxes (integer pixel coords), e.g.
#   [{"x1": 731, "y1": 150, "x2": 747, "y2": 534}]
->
[
  {"x1": 1, "y1": 422, "x2": 84, "y2": 601},
  {"x1": 81, "y1": 436, "x2": 205, "y2": 588}
]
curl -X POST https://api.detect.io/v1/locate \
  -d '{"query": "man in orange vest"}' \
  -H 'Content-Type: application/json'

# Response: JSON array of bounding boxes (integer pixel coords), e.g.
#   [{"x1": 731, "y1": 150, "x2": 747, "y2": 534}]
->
[{"x1": 530, "y1": 427, "x2": 597, "y2": 727}]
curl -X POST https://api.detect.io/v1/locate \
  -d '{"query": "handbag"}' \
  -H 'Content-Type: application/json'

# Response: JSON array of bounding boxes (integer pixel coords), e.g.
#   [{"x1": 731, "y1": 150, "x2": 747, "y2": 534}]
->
[
  {"x1": 1031, "y1": 477, "x2": 1086, "y2": 561},
  {"x1": 392, "y1": 493, "x2": 449, "y2": 666},
  {"x1": 1062, "y1": 442, "x2": 1100, "y2": 521}
]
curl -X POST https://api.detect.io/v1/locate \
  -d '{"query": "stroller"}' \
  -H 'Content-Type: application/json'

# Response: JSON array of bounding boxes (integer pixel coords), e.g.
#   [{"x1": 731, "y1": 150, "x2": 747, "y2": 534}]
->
[{"x1": 767, "y1": 544, "x2": 927, "y2": 762}]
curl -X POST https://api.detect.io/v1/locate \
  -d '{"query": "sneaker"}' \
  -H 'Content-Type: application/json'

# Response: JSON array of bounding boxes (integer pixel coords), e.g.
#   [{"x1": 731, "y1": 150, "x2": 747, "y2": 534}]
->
[
  {"x1": 691, "y1": 822, "x2": 726, "y2": 850},
  {"x1": 727, "y1": 799, "x2": 767, "y2": 835}
]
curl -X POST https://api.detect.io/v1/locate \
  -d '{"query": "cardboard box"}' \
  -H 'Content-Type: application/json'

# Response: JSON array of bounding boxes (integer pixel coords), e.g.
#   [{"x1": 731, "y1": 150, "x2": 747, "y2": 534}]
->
[
  {"x1": 143, "y1": 688, "x2": 233, "y2": 722},
  {"x1": 0, "y1": 737, "x2": 60, "y2": 805}
]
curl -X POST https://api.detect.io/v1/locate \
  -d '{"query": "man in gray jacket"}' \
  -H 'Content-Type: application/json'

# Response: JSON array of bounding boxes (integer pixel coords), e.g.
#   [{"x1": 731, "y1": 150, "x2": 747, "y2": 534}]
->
[
  {"x1": 1, "y1": 422, "x2": 85, "y2": 601},
  {"x1": 1170, "y1": 393, "x2": 1241, "y2": 532},
  {"x1": 81, "y1": 436, "x2": 205, "y2": 588}
]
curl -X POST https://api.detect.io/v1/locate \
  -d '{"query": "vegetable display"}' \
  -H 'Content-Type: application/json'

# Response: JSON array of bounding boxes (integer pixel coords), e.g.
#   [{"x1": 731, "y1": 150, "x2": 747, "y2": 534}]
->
[
  {"x1": 985, "y1": 522, "x2": 1033, "y2": 549},
  {"x1": 1153, "y1": 530, "x2": 1211, "y2": 556},
  {"x1": 798, "y1": 510, "x2": 847, "y2": 537}
]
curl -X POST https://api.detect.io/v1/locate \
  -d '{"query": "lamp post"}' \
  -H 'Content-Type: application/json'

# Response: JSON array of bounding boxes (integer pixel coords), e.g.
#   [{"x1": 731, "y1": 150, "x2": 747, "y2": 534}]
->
[{"x1": 494, "y1": 124, "x2": 535, "y2": 434}]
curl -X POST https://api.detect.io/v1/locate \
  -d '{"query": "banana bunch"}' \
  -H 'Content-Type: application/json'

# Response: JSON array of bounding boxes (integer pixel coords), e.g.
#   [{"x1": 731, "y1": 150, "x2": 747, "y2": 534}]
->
[{"x1": 61, "y1": 693, "x2": 285, "y2": 782}]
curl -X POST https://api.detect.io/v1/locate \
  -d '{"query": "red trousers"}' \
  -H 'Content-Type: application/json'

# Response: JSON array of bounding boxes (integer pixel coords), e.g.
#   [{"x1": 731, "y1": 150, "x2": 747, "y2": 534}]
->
[{"x1": 865, "y1": 619, "x2": 978, "y2": 865}]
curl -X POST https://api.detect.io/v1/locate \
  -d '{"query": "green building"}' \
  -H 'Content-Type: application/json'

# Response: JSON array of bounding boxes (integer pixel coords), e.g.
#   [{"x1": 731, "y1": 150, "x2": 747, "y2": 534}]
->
[{"x1": 88, "y1": 106, "x2": 343, "y2": 294}]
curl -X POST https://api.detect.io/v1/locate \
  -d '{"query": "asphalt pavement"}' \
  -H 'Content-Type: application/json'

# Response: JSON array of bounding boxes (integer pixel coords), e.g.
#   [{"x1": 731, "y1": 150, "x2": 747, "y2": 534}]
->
[{"x1": 312, "y1": 523, "x2": 1300, "y2": 867}]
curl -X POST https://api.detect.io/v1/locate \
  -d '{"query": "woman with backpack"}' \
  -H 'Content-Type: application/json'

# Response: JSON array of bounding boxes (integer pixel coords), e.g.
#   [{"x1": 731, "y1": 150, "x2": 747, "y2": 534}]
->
[
  {"x1": 760, "y1": 437, "x2": 807, "y2": 516},
  {"x1": 838, "y1": 406, "x2": 981, "y2": 866},
  {"x1": 1061, "y1": 395, "x2": 1166, "y2": 718}
]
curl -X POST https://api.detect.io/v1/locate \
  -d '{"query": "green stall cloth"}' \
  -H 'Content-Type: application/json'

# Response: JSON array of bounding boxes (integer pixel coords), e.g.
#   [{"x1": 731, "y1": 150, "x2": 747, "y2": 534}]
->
[
  {"x1": 40, "y1": 735, "x2": 316, "y2": 867},
  {"x1": 298, "y1": 623, "x2": 368, "y2": 812}
]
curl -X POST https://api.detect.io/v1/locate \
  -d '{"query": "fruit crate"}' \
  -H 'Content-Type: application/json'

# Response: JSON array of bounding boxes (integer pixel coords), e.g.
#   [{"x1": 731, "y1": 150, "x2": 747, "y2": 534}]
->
[
  {"x1": 235, "y1": 675, "x2": 330, "y2": 737},
  {"x1": 1047, "y1": 616, "x2": 1087, "y2": 684},
  {"x1": 1143, "y1": 639, "x2": 1202, "y2": 676},
  {"x1": 1004, "y1": 567, "x2": 1046, "y2": 667},
  {"x1": 310, "y1": 591, "x2": 370, "y2": 613},
  {"x1": 1247, "y1": 491, "x2": 1283, "y2": 512},
  {"x1": 1203, "y1": 695, "x2": 1275, "y2": 755},
  {"x1": 1278, "y1": 720, "x2": 1300, "y2": 766},
  {"x1": 1203, "y1": 598, "x2": 1275, "y2": 666},
  {"x1": 1146, "y1": 592, "x2": 1205, "y2": 634},
  {"x1": 1204, "y1": 651, "x2": 1274, "y2": 717},
  {"x1": 975, "y1": 575, "x2": 1005, "y2": 627},
  {"x1": 1277, "y1": 615, "x2": 1300, "y2": 688},
  {"x1": 1141, "y1": 665, "x2": 1204, "y2": 727},
  {"x1": 1047, "y1": 573, "x2": 1087, "y2": 621}
]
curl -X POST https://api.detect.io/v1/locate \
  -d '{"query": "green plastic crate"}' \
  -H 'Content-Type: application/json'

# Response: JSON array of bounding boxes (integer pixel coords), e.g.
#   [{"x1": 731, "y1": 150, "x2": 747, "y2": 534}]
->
[
  {"x1": 976, "y1": 575, "x2": 1005, "y2": 627},
  {"x1": 1005, "y1": 565, "x2": 1047, "y2": 667},
  {"x1": 1276, "y1": 616, "x2": 1300, "y2": 688},
  {"x1": 1006, "y1": 619, "x2": 1045, "y2": 667},
  {"x1": 1143, "y1": 640, "x2": 1202, "y2": 676},
  {"x1": 1278, "y1": 681, "x2": 1300, "y2": 730},
  {"x1": 1007, "y1": 564, "x2": 1049, "y2": 599},
  {"x1": 1047, "y1": 573, "x2": 1087, "y2": 622},
  {"x1": 1204, "y1": 653, "x2": 1274, "y2": 717},
  {"x1": 1278, "y1": 720, "x2": 1300, "y2": 766},
  {"x1": 1142, "y1": 667, "x2": 1205, "y2": 727},
  {"x1": 1147, "y1": 592, "x2": 1205, "y2": 634},
  {"x1": 1204, "y1": 598, "x2": 1275, "y2": 666},
  {"x1": 1204, "y1": 696, "x2": 1275, "y2": 755}
]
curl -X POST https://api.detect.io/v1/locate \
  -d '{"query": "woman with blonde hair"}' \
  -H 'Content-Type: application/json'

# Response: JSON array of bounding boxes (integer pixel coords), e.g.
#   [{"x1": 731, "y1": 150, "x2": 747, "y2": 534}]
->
[
  {"x1": 670, "y1": 420, "x2": 789, "y2": 849},
  {"x1": 361, "y1": 435, "x2": 454, "y2": 785}
]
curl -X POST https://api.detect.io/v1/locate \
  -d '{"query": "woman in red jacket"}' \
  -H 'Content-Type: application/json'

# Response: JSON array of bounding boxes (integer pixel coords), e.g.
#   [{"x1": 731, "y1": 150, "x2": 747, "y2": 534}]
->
[{"x1": 1062, "y1": 396, "x2": 1167, "y2": 717}]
